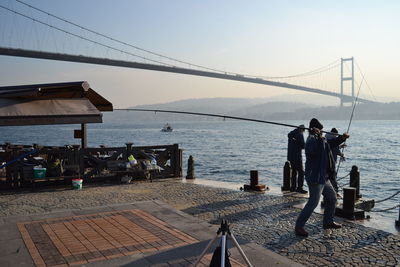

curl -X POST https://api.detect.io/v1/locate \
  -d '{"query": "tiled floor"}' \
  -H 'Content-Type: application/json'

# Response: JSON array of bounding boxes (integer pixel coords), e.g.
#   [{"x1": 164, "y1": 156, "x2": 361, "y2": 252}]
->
[{"x1": 18, "y1": 209, "x2": 198, "y2": 267}]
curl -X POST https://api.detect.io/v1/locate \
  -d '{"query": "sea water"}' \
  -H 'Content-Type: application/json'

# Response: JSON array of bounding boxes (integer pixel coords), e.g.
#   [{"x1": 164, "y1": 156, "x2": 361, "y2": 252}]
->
[{"x1": 1, "y1": 117, "x2": 399, "y2": 222}]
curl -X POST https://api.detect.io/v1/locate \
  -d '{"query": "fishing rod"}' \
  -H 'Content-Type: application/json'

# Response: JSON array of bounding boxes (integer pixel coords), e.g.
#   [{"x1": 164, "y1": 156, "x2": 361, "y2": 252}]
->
[
  {"x1": 336, "y1": 74, "x2": 365, "y2": 175},
  {"x1": 115, "y1": 108, "x2": 342, "y2": 136}
]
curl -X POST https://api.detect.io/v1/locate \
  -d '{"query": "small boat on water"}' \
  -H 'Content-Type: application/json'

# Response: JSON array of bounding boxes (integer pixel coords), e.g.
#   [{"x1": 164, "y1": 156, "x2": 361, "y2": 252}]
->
[{"x1": 161, "y1": 123, "x2": 173, "y2": 132}]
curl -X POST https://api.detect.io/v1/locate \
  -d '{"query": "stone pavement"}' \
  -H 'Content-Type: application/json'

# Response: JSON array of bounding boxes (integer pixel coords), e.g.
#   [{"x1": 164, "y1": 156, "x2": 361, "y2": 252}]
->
[
  {"x1": 0, "y1": 179, "x2": 399, "y2": 266},
  {"x1": 0, "y1": 200, "x2": 301, "y2": 267}
]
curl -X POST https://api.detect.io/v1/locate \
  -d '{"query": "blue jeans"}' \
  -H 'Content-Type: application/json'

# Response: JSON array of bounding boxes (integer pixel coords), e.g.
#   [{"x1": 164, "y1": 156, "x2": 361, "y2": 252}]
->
[{"x1": 295, "y1": 179, "x2": 337, "y2": 227}]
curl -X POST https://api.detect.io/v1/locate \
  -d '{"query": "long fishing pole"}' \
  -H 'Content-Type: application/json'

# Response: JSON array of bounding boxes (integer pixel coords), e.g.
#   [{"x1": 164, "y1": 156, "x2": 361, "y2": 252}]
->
[
  {"x1": 336, "y1": 74, "x2": 365, "y2": 175},
  {"x1": 115, "y1": 108, "x2": 342, "y2": 136}
]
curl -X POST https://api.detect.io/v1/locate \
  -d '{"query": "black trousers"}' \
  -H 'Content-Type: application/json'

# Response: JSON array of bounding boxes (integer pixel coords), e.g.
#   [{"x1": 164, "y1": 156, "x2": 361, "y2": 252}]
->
[{"x1": 289, "y1": 160, "x2": 304, "y2": 190}]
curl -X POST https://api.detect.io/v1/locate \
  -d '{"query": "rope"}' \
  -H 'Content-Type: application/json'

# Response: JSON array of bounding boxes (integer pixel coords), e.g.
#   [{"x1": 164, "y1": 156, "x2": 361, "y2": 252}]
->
[
  {"x1": 370, "y1": 204, "x2": 400, "y2": 213},
  {"x1": 374, "y1": 190, "x2": 400, "y2": 204},
  {"x1": 336, "y1": 173, "x2": 350, "y2": 181}
]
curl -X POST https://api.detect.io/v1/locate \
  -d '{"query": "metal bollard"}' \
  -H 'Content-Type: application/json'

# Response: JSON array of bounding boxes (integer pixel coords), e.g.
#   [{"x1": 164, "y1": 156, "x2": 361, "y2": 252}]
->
[
  {"x1": 343, "y1": 187, "x2": 356, "y2": 213},
  {"x1": 250, "y1": 170, "x2": 259, "y2": 187},
  {"x1": 243, "y1": 170, "x2": 267, "y2": 191},
  {"x1": 335, "y1": 187, "x2": 365, "y2": 220},
  {"x1": 186, "y1": 155, "x2": 195, "y2": 179},
  {"x1": 350, "y1": 165, "x2": 362, "y2": 199},
  {"x1": 282, "y1": 161, "x2": 291, "y2": 191}
]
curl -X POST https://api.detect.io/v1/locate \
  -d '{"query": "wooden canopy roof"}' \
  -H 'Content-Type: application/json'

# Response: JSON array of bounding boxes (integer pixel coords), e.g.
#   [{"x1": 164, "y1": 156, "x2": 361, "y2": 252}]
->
[{"x1": 0, "y1": 81, "x2": 113, "y2": 126}]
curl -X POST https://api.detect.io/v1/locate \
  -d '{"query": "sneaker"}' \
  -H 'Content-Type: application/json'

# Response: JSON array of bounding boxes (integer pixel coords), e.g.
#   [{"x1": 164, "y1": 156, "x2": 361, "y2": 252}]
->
[
  {"x1": 294, "y1": 226, "x2": 308, "y2": 237},
  {"x1": 296, "y1": 188, "x2": 308, "y2": 194}
]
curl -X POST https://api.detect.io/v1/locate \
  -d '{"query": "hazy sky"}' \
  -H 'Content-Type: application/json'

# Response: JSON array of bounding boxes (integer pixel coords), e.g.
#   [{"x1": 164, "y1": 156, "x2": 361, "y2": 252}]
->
[{"x1": 0, "y1": 0, "x2": 399, "y2": 107}]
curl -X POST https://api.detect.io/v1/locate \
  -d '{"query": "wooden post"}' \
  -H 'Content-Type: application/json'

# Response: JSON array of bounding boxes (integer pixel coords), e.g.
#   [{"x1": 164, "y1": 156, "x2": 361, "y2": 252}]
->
[
  {"x1": 282, "y1": 161, "x2": 291, "y2": 191},
  {"x1": 178, "y1": 149, "x2": 183, "y2": 177},
  {"x1": 81, "y1": 123, "x2": 87, "y2": 148},
  {"x1": 171, "y1": 144, "x2": 180, "y2": 177}
]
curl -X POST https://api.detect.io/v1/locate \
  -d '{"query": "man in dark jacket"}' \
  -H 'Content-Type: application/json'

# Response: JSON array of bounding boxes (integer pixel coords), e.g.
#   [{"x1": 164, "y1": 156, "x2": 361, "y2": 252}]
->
[
  {"x1": 294, "y1": 118, "x2": 349, "y2": 237},
  {"x1": 287, "y1": 125, "x2": 307, "y2": 193},
  {"x1": 325, "y1": 127, "x2": 346, "y2": 193}
]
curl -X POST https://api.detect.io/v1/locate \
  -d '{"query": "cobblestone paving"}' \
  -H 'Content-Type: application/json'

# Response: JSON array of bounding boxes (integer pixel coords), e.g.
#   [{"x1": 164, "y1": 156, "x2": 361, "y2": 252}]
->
[{"x1": 1, "y1": 180, "x2": 399, "y2": 266}]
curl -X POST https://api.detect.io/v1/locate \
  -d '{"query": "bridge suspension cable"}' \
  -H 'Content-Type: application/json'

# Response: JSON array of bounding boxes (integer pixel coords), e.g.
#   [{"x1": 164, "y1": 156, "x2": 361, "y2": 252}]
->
[
  {"x1": 0, "y1": 3, "x2": 176, "y2": 67},
  {"x1": 258, "y1": 59, "x2": 340, "y2": 79},
  {"x1": 355, "y1": 60, "x2": 377, "y2": 102},
  {"x1": 12, "y1": 0, "x2": 227, "y2": 74},
  {"x1": 6, "y1": 0, "x2": 341, "y2": 82}
]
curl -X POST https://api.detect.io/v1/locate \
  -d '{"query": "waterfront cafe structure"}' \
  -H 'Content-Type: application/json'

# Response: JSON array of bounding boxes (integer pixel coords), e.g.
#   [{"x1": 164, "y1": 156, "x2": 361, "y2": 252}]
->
[
  {"x1": 0, "y1": 81, "x2": 113, "y2": 188},
  {"x1": 0, "y1": 82, "x2": 182, "y2": 189}
]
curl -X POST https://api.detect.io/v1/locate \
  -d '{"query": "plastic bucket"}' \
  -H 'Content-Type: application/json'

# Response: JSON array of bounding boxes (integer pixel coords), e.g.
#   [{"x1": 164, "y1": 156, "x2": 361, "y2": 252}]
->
[
  {"x1": 72, "y1": 178, "x2": 83, "y2": 190},
  {"x1": 33, "y1": 167, "x2": 46, "y2": 179}
]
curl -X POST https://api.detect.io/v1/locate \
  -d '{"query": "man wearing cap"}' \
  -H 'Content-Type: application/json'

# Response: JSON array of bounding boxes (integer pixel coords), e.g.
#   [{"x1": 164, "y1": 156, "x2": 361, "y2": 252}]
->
[
  {"x1": 287, "y1": 124, "x2": 307, "y2": 193},
  {"x1": 294, "y1": 118, "x2": 349, "y2": 237}
]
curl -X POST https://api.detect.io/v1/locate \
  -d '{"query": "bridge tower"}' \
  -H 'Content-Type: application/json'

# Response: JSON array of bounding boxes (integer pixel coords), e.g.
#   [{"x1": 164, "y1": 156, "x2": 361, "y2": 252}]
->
[{"x1": 340, "y1": 57, "x2": 355, "y2": 107}]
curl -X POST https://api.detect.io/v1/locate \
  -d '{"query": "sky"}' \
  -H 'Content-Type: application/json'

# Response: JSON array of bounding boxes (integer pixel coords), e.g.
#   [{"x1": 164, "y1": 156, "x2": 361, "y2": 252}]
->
[{"x1": 0, "y1": 0, "x2": 400, "y2": 107}]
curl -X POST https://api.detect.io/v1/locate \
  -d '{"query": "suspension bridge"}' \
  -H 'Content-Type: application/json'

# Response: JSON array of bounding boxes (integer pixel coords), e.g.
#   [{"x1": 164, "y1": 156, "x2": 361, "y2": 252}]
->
[{"x1": 0, "y1": 0, "x2": 376, "y2": 107}]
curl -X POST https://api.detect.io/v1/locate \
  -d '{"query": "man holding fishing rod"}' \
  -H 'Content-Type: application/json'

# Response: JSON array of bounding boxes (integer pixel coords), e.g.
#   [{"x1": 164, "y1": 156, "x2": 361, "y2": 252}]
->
[{"x1": 295, "y1": 118, "x2": 349, "y2": 237}]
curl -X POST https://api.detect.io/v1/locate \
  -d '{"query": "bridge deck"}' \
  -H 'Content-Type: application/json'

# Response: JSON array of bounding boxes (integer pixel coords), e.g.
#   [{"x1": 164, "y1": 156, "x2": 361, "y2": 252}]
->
[{"x1": 0, "y1": 47, "x2": 373, "y2": 104}]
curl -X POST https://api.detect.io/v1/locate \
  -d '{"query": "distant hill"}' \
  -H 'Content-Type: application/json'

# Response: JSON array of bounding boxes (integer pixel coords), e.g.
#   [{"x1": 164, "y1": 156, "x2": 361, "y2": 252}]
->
[{"x1": 106, "y1": 96, "x2": 400, "y2": 122}]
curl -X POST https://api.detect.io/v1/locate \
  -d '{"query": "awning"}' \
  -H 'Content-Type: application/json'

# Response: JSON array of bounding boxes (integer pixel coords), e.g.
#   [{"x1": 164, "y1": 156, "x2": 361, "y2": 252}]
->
[
  {"x1": 0, "y1": 81, "x2": 112, "y2": 126},
  {"x1": 0, "y1": 81, "x2": 113, "y2": 111},
  {"x1": 0, "y1": 98, "x2": 102, "y2": 126}
]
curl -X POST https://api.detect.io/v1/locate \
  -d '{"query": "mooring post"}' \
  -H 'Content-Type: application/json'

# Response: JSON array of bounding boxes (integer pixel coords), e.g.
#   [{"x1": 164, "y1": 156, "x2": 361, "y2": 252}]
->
[
  {"x1": 350, "y1": 165, "x2": 362, "y2": 199},
  {"x1": 250, "y1": 170, "x2": 259, "y2": 187},
  {"x1": 282, "y1": 161, "x2": 291, "y2": 191},
  {"x1": 186, "y1": 155, "x2": 195, "y2": 179},
  {"x1": 335, "y1": 186, "x2": 365, "y2": 220},
  {"x1": 243, "y1": 170, "x2": 267, "y2": 191},
  {"x1": 343, "y1": 187, "x2": 356, "y2": 214}
]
